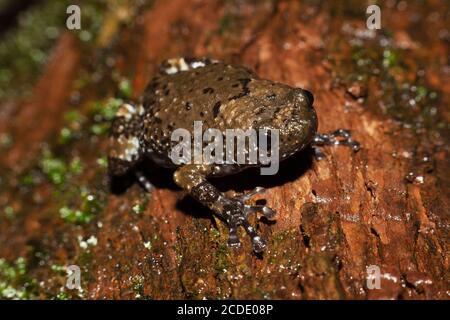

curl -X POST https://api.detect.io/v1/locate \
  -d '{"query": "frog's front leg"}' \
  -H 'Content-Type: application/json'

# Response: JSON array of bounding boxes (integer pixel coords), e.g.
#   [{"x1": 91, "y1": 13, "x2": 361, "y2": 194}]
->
[
  {"x1": 173, "y1": 164, "x2": 275, "y2": 253},
  {"x1": 312, "y1": 129, "x2": 360, "y2": 160}
]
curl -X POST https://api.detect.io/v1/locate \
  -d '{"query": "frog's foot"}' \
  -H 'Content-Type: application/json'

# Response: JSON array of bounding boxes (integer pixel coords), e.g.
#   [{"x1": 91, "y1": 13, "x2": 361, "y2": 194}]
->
[
  {"x1": 135, "y1": 171, "x2": 153, "y2": 192},
  {"x1": 174, "y1": 164, "x2": 276, "y2": 254},
  {"x1": 312, "y1": 129, "x2": 360, "y2": 160},
  {"x1": 224, "y1": 187, "x2": 276, "y2": 253}
]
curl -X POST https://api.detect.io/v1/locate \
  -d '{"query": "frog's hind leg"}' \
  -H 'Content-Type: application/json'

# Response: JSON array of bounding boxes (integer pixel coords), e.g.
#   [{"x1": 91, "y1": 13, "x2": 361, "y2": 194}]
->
[
  {"x1": 173, "y1": 164, "x2": 276, "y2": 253},
  {"x1": 159, "y1": 57, "x2": 218, "y2": 75},
  {"x1": 311, "y1": 129, "x2": 360, "y2": 160}
]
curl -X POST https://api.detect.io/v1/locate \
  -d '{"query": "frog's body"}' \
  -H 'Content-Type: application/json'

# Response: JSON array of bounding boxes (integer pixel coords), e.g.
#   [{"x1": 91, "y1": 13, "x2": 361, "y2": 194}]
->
[{"x1": 108, "y1": 58, "x2": 359, "y2": 253}]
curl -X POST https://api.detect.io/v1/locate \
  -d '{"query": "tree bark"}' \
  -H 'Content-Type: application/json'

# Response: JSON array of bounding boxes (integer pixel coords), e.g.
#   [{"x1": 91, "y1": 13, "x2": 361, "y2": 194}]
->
[{"x1": 0, "y1": 0, "x2": 448, "y2": 299}]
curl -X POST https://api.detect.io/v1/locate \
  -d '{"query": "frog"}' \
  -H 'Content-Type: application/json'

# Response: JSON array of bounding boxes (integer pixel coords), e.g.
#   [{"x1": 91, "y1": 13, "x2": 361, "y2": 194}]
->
[{"x1": 108, "y1": 57, "x2": 360, "y2": 253}]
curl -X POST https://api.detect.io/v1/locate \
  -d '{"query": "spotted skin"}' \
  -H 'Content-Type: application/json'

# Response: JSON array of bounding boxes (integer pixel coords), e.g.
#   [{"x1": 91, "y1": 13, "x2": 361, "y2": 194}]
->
[{"x1": 108, "y1": 57, "x2": 359, "y2": 253}]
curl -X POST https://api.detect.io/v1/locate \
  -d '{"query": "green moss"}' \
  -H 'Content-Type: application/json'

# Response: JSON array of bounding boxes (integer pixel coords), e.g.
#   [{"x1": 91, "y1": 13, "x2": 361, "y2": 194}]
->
[
  {"x1": 58, "y1": 127, "x2": 73, "y2": 145},
  {"x1": 0, "y1": 1, "x2": 69, "y2": 100},
  {"x1": 334, "y1": 27, "x2": 446, "y2": 133},
  {"x1": 209, "y1": 227, "x2": 220, "y2": 239},
  {"x1": 89, "y1": 98, "x2": 123, "y2": 136},
  {"x1": 60, "y1": 207, "x2": 88, "y2": 224},
  {"x1": 69, "y1": 157, "x2": 84, "y2": 175},
  {"x1": 131, "y1": 275, "x2": 151, "y2": 299},
  {"x1": 118, "y1": 78, "x2": 133, "y2": 99},
  {"x1": 3, "y1": 206, "x2": 15, "y2": 220},
  {"x1": 0, "y1": 257, "x2": 38, "y2": 299},
  {"x1": 90, "y1": 123, "x2": 110, "y2": 135},
  {"x1": 59, "y1": 189, "x2": 102, "y2": 224},
  {"x1": 382, "y1": 49, "x2": 397, "y2": 69},
  {"x1": 40, "y1": 149, "x2": 84, "y2": 186},
  {"x1": 53, "y1": 292, "x2": 69, "y2": 300},
  {"x1": 0, "y1": 0, "x2": 110, "y2": 100},
  {"x1": 96, "y1": 156, "x2": 108, "y2": 169},
  {"x1": 64, "y1": 110, "x2": 85, "y2": 125},
  {"x1": 50, "y1": 264, "x2": 66, "y2": 275},
  {"x1": 207, "y1": 223, "x2": 232, "y2": 275},
  {"x1": 57, "y1": 110, "x2": 86, "y2": 145},
  {"x1": 91, "y1": 98, "x2": 123, "y2": 120},
  {"x1": 19, "y1": 172, "x2": 38, "y2": 187},
  {"x1": 214, "y1": 244, "x2": 230, "y2": 274},
  {"x1": 40, "y1": 149, "x2": 68, "y2": 185},
  {"x1": 132, "y1": 203, "x2": 146, "y2": 215}
]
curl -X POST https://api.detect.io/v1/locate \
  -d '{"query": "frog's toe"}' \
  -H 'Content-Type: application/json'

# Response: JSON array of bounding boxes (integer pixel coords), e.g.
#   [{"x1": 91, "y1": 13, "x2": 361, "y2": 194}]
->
[
  {"x1": 236, "y1": 187, "x2": 276, "y2": 219},
  {"x1": 348, "y1": 140, "x2": 361, "y2": 151},
  {"x1": 245, "y1": 204, "x2": 276, "y2": 219},
  {"x1": 313, "y1": 147, "x2": 327, "y2": 160},
  {"x1": 224, "y1": 206, "x2": 269, "y2": 253},
  {"x1": 312, "y1": 128, "x2": 361, "y2": 159},
  {"x1": 241, "y1": 219, "x2": 267, "y2": 253},
  {"x1": 135, "y1": 171, "x2": 153, "y2": 192},
  {"x1": 227, "y1": 216, "x2": 241, "y2": 248},
  {"x1": 227, "y1": 229, "x2": 241, "y2": 248},
  {"x1": 235, "y1": 186, "x2": 266, "y2": 202},
  {"x1": 241, "y1": 204, "x2": 273, "y2": 252},
  {"x1": 223, "y1": 188, "x2": 275, "y2": 253},
  {"x1": 252, "y1": 236, "x2": 267, "y2": 253}
]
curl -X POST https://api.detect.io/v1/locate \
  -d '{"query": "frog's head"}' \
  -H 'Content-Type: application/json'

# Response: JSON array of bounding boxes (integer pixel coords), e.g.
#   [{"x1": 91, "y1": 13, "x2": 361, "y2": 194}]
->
[{"x1": 246, "y1": 82, "x2": 318, "y2": 160}]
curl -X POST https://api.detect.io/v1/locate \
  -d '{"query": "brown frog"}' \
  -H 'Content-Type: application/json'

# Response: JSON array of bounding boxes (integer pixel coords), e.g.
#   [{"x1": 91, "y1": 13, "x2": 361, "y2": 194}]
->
[{"x1": 108, "y1": 58, "x2": 359, "y2": 253}]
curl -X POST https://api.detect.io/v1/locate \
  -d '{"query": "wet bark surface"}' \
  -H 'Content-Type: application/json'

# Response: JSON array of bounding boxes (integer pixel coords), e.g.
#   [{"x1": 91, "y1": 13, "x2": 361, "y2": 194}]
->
[{"x1": 0, "y1": 0, "x2": 448, "y2": 299}]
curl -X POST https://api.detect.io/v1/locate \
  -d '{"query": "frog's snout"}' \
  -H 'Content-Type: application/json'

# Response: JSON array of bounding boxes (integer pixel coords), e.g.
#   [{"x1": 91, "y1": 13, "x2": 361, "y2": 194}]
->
[{"x1": 302, "y1": 89, "x2": 314, "y2": 106}]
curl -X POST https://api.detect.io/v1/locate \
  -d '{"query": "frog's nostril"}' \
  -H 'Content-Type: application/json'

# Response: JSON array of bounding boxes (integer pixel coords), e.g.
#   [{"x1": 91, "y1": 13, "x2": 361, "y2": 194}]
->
[{"x1": 303, "y1": 89, "x2": 314, "y2": 105}]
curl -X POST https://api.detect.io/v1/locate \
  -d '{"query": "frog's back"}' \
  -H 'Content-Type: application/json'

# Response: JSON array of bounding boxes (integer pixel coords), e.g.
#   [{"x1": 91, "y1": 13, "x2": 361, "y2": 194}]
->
[
  {"x1": 108, "y1": 58, "x2": 318, "y2": 178},
  {"x1": 142, "y1": 61, "x2": 258, "y2": 130},
  {"x1": 139, "y1": 60, "x2": 257, "y2": 166}
]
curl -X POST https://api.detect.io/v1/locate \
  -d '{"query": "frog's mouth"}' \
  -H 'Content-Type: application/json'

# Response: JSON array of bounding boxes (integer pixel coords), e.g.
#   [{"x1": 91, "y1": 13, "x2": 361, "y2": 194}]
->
[
  {"x1": 297, "y1": 88, "x2": 318, "y2": 145},
  {"x1": 302, "y1": 89, "x2": 314, "y2": 106}
]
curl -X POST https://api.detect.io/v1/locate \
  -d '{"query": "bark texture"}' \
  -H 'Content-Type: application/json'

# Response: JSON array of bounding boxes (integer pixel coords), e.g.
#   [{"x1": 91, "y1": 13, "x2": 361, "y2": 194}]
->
[{"x1": 0, "y1": 0, "x2": 448, "y2": 299}]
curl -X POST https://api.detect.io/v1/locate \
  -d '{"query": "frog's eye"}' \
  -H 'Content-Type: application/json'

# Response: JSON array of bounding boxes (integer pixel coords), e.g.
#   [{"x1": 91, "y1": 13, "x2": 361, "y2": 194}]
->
[{"x1": 302, "y1": 89, "x2": 314, "y2": 106}]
